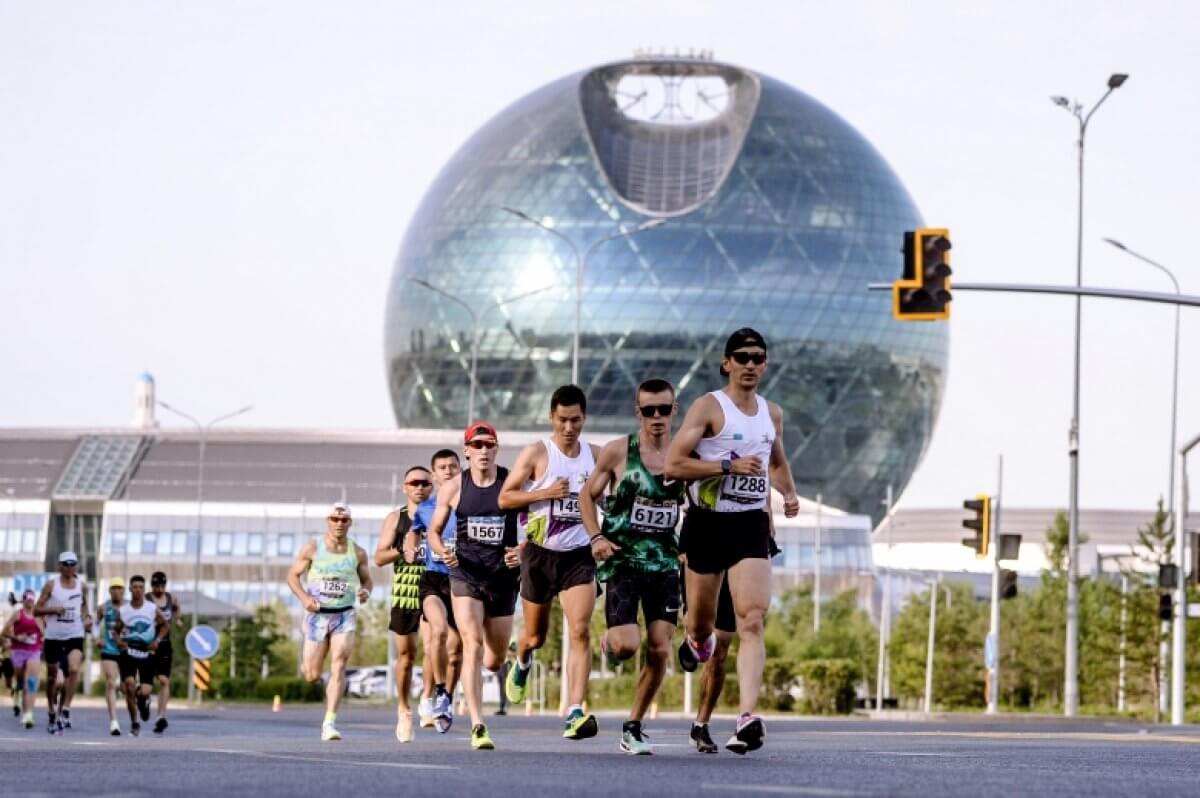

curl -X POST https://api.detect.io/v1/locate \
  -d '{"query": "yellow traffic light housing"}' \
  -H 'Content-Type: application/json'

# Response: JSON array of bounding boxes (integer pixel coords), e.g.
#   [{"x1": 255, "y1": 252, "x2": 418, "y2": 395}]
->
[
  {"x1": 961, "y1": 493, "x2": 991, "y2": 560},
  {"x1": 893, "y1": 228, "x2": 952, "y2": 320}
]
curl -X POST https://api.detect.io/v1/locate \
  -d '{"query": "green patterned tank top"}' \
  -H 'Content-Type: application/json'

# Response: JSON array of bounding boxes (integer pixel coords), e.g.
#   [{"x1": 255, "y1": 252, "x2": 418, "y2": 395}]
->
[
  {"x1": 596, "y1": 433, "x2": 685, "y2": 581},
  {"x1": 391, "y1": 506, "x2": 424, "y2": 611}
]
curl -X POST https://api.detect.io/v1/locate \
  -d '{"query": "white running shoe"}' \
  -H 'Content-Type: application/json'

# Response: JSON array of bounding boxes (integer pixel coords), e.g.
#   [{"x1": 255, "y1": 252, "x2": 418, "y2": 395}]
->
[
  {"x1": 321, "y1": 723, "x2": 342, "y2": 741},
  {"x1": 418, "y1": 697, "x2": 435, "y2": 728},
  {"x1": 109, "y1": 719, "x2": 121, "y2": 736},
  {"x1": 395, "y1": 711, "x2": 414, "y2": 743}
]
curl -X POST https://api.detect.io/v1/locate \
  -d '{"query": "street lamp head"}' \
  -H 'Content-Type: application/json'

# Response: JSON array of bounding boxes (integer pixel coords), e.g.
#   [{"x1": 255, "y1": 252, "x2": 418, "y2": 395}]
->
[
  {"x1": 1107, "y1": 73, "x2": 1129, "y2": 89},
  {"x1": 1102, "y1": 237, "x2": 1127, "y2": 251},
  {"x1": 637, "y1": 218, "x2": 668, "y2": 232},
  {"x1": 1050, "y1": 95, "x2": 1071, "y2": 108}
]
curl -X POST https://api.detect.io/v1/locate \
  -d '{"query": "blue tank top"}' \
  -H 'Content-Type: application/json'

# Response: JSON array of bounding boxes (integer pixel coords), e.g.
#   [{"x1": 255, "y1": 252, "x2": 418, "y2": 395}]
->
[{"x1": 414, "y1": 496, "x2": 457, "y2": 575}]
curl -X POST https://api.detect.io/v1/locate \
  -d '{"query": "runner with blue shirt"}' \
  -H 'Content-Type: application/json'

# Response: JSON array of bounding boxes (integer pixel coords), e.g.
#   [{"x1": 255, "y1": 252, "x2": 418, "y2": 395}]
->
[{"x1": 97, "y1": 579, "x2": 126, "y2": 735}]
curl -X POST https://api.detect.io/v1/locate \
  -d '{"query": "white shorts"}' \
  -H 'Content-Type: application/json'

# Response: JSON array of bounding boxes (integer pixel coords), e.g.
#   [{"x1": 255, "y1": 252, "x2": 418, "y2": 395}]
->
[{"x1": 303, "y1": 607, "x2": 356, "y2": 642}]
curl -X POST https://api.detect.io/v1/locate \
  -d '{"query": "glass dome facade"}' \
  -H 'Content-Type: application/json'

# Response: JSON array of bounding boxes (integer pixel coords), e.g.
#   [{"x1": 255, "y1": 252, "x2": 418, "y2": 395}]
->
[{"x1": 384, "y1": 58, "x2": 947, "y2": 522}]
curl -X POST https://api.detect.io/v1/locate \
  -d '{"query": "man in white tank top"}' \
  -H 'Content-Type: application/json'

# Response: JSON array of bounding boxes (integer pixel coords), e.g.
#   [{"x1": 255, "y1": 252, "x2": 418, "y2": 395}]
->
[
  {"x1": 666, "y1": 328, "x2": 799, "y2": 755},
  {"x1": 34, "y1": 551, "x2": 92, "y2": 734},
  {"x1": 499, "y1": 384, "x2": 601, "y2": 741}
]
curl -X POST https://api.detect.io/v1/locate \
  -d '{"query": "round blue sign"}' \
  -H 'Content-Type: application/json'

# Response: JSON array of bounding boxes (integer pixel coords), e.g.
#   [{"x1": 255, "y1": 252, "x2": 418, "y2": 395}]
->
[{"x1": 186, "y1": 624, "x2": 221, "y2": 660}]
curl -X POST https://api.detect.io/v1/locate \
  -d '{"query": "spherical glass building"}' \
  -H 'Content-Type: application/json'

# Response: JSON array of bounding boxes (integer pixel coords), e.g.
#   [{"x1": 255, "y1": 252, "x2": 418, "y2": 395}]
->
[{"x1": 385, "y1": 57, "x2": 947, "y2": 521}]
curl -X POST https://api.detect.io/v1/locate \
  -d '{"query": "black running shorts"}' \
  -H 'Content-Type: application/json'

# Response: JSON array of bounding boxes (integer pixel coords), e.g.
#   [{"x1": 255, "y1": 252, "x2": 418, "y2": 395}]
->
[
  {"x1": 153, "y1": 640, "x2": 174, "y2": 680},
  {"x1": 450, "y1": 574, "x2": 519, "y2": 619},
  {"x1": 604, "y1": 570, "x2": 680, "y2": 629},
  {"x1": 119, "y1": 651, "x2": 157, "y2": 686},
  {"x1": 519, "y1": 541, "x2": 596, "y2": 605},
  {"x1": 389, "y1": 606, "x2": 422, "y2": 637},
  {"x1": 419, "y1": 571, "x2": 457, "y2": 631},
  {"x1": 680, "y1": 570, "x2": 737, "y2": 634},
  {"x1": 679, "y1": 507, "x2": 770, "y2": 574},
  {"x1": 42, "y1": 637, "x2": 83, "y2": 667}
]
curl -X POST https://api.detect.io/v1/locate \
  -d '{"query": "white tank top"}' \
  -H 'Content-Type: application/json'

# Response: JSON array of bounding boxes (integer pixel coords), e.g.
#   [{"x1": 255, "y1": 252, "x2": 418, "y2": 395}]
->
[
  {"x1": 688, "y1": 390, "x2": 775, "y2": 513},
  {"x1": 119, "y1": 601, "x2": 159, "y2": 658},
  {"x1": 44, "y1": 576, "x2": 86, "y2": 641},
  {"x1": 521, "y1": 438, "x2": 596, "y2": 551}
]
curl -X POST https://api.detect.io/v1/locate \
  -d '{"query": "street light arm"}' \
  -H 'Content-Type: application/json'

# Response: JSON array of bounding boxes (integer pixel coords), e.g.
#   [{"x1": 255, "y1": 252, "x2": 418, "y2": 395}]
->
[
  {"x1": 206, "y1": 405, "x2": 255, "y2": 430},
  {"x1": 412, "y1": 278, "x2": 480, "y2": 325},
  {"x1": 1082, "y1": 86, "x2": 1116, "y2": 130},
  {"x1": 158, "y1": 401, "x2": 201, "y2": 429},
  {"x1": 1102, "y1": 239, "x2": 1180, "y2": 294},
  {"x1": 482, "y1": 284, "x2": 559, "y2": 318},
  {"x1": 497, "y1": 206, "x2": 580, "y2": 260},
  {"x1": 583, "y1": 219, "x2": 668, "y2": 257}
]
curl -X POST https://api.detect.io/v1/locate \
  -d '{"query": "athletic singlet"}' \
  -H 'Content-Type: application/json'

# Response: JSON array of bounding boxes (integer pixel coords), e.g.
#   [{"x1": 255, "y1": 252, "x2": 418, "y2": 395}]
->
[
  {"x1": 688, "y1": 390, "x2": 775, "y2": 513},
  {"x1": 521, "y1": 439, "x2": 595, "y2": 551},
  {"x1": 119, "y1": 601, "x2": 158, "y2": 659},
  {"x1": 455, "y1": 466, "x2": 518, "y2": 574},
  {"x1": 44, "y1": 576, "x2": 85, "y2": 641},
  {"x1": 151, "y1": 591, "x2": 174, "y2": 625},
  {"x1": 597, "y1": 433, "x2": 685, "y2": 581},
  {"x1": 306, "y1": 536, "x2": 360, "y2": 611},
  {"x1": 415, "y1": 496, "x2": 457, "y2": 575},
  {"x1": 11, "y1": 609, "x2": 42, "y2": 652},
  {"x1": 99, "y1": 602, "x2": 122, "y2": 656},
  {"x1": 390, "y1": 507, "x2": 423, "y2": 611}
]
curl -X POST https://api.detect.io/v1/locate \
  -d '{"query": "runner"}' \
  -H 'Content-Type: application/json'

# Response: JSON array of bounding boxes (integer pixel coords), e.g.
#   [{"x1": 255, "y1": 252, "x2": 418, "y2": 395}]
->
[
  {"x1": 112, "y1": 575, "x2": 167, "y2": 737},
  {"x1": 665, "y1": 328, "x2": 799, "y2": 754},
  {"x1": 375, "y1": 467, "x2": 430, "y2": 742},
  {"x1": 148, "y1": 571, "x2": 182, "y2": 734},
  {"x1": 1, "y1": 590, "x2": 43, "y2": 729},
  {"x1": 429, "y1": 421, "x2": 521, "y2": 750},
  {"x1": 289, "y1": 502, "x2": 373, "y2": 741},
  {"x1": 412, "y1": 449, "x2": 464, "y2": 734},
  {"x1": 97, "y1": 579, "x2": 127, "y2": 735},
  {"x1": 34, "y1": 551, "x2": 91, "y2": 734},
  {"x1": 500, "y1": 384, "x2": 601, "y2": 740},
  {"x1": 580, "y1": 378, "x2": 686, "y2": 755}
]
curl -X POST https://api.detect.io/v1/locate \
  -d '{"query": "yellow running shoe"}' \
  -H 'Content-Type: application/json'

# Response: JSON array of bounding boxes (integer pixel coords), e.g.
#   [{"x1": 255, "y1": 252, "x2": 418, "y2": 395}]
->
[
  {"x1": 562, "y1": 708, "x2": 599, "y2": 740},
  {"x1": 470, "y1": 723, "x2": 495, "y2": 750},
  {"x1": 504, "y1": 660, "x2": 530, "y2": 704}
]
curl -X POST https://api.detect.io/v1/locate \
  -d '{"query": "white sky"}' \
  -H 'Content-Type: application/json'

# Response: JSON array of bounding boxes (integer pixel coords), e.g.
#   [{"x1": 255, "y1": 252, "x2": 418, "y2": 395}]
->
[{"x1": 2, "y1": 1, "x2": 1198, "y2": 515}]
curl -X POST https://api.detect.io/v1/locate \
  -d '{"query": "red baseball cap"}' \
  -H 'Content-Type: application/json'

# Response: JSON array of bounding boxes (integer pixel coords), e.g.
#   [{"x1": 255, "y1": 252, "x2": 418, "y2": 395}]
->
[{"x1": 464, "y1": 421, "x2": 498, "y2": 443}]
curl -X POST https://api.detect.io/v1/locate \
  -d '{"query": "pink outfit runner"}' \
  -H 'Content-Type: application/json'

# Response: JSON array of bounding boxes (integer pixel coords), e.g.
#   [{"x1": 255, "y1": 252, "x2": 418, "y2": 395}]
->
[{"x1": 10, "y1": 610, "x2": 41, "y2": 669}]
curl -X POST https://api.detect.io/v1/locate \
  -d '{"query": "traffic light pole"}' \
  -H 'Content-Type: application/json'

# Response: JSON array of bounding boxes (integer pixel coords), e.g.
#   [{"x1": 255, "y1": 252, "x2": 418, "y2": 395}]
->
[
  {"x1": 987, "y1": 455, "x2": 1003, "y2": 715},
  {"x1": 869, "y1": 281, "x2": 1200, "y2": 309}
]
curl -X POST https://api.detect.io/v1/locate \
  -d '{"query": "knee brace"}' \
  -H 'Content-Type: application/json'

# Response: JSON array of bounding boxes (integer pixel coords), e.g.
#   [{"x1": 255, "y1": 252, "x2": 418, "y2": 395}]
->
[{"x1": 25, "y1": 675, "x2": 39, "y2": 694}]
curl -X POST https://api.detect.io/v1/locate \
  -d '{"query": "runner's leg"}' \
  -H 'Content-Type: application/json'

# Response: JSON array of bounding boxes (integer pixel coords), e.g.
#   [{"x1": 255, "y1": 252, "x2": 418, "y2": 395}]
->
[
  {"x1": 102, "y1": 660, "x2": 120, "y2": 723},
  {"x1": 682, "y1": 567, "x2": 723, "y2": 647},
  {"x1": 325, "y1": 631, "x2": 353, "y2": 719},
  {"x1": 697, "y1": 632, "x2": 733, "y2": 724},
  {"x1": 422, "y1": 596, "x2": 451, "y2": 689},
  {"x1": 559, "y1": 582, "x2": 596, "y2": 707},
  {"x1": 451, "y1": 595, "x2": 486, "y2": 728},
  {"x1": 446, "y1": 627, "x2": 463, "y2": 698},
  {"x1": 393, "y1": 632, "x2": 417, "y2": 710},
  {"x1": 516, "y1": 598, "x2": 551, "y2": 666},
  {"x1": 727, "y1": 557, "x2": 770, "y2": 715},
  {"x1": 630, "y1": 620, "x2": 673, "y2": 722},
  {"x1": 301, "y1": 637, "x2": 331, "y2": 684},
  {"x1": 62, "y1": 648, "x2": 82, "y2": 711}
]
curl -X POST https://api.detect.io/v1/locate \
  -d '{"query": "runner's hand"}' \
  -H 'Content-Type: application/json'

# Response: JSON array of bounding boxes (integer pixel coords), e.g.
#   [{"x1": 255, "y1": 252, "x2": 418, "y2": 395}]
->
[
  {"x1": 302, "y1": 596, "x2": 320, "y2": 613},
  {"x1": 441, "y1": 549, "x2": 459, "y2": 569},
  {"x1": 403, "y1": 540, "x2": 417, "y2": 563},
  {"x1": 542, "y1": 478, "x2": 570, "y2": 501},
  {"x1": 731, "y1": 456, "x2": 763, "y2": 476},
  {"x1": 503, "y1": 546, "x2": 521, "y2": 569},
  {"x1": 782, "y1": 492, "x2": 800, "y2": 517},
  {"x1": 590, "y1": 536, "x2": 620, "y2": 561},
  {"x1": 356, "y1": 587, "x2": 370, "y2": 605}
]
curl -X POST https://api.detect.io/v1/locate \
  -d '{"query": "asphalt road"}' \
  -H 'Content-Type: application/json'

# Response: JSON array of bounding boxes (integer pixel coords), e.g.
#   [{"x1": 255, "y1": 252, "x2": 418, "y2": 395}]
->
[{"x1": 3, "y1": 704, "x2": 1200, "y2": 797}]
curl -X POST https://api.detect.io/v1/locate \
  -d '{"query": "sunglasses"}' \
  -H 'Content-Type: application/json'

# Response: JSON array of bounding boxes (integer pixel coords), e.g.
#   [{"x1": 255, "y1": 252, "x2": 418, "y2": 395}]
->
[
  {"x1": 405, "y1": 480, "x2": 432, "y2": 488},
  {"x1": 729, "y1": 351, "x2": 767, "y2": 366},
  {"x1": 467, "y1": 440, "x2": 497, "y2": 450},
  {"x1": 638, "y1": 404, "x2": 673, "y2": 418},
  {"x1": 327, "y1": 516, "x2": 351, "y2": 523},
  {"x1": 61, "y1": 561, "x2": 78, "y2": 567}
]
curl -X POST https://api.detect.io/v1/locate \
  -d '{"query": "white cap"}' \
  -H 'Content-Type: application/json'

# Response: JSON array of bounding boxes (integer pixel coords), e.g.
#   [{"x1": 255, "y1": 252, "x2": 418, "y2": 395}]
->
[
  {"x1": 58, "y1": 551, "x2": 79, "y2": 565},
  {"x1": 329, "y1": 502, "x2": 352, "y2": 518}
]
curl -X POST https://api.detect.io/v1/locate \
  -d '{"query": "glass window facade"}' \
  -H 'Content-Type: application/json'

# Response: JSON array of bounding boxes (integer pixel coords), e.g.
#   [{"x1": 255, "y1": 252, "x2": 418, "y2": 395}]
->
[{"x1": 384, "y1": 58, "x2": 946, "y2": 522}]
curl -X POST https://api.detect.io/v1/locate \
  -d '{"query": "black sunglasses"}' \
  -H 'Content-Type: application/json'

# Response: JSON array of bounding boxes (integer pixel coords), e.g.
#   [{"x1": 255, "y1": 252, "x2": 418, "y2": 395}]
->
[
  {"x1": 638, "y1": 403, "x2": 673, "y2": 418},
  {"x1": 729, "y1": 351, "x2": 766, "y2": 365},
  {"x1": 467, "y1": 440, "x2": 497, "y2": 450},
  {"x1": 405, "y1": 480, "x2": 433, "y2": 488}
]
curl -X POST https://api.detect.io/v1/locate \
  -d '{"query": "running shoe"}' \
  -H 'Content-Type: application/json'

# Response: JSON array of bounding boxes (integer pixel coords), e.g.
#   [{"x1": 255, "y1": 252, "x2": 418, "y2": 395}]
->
[
  {"x1": 433, "y1": 688, "x2": 453, "y2": 734},
  {"x1": 725, "y1": 713, "x2": 765, "y2": 755},
  {"x1": 600, "y1": 631, "x2": 622, "y2": 671},
  {"x1": 619, "y1": 720, "x2": 652, "y2": 755},
  {"x1": 110, "y1": 719, "x2": 122, "y2": 736},
  {"x1": 418, "y1": 696, "x2": 435, "y2": 728},
  {"x1": 690, "y1": 722, "x2": 718, "y2": 754},
  {"x1": 153, "y1": 717, "x2": 168, "y2": 735},
  {"x1": 470, "y1": 723, "x2": 495, "y2": 750},
  {"x1": 130, "y1": 721, "x2": 141, "y2": 737},
  {"x1": 395, "y1": 711, "x2": 414, "y2": 743},
  {"x1": 22, "y1": 712, "x2": 33, "y2": 730},
  {"x1": 562, "y1": 708, "x2": 599, "y2": 740},
  {"x1": 677, "y1": 633, "x2": 716, "y2": 673},
  {"x1": 11, "y1": 703, "x2": 19, "y2": 717},
  {"x1": 137, "y1": 694, "x2": 150, "y2": 722},
  {"x1": 61, "y1": 708, "x2": 72, "y2": 729},
  {"x1": 505, "y1": 660, "x2": 530, "y2": 704},
  {"x1": 55, "y1": 718, "x2": 64, "y2": 735},
  {"x1": 321, "y1": 723, "x2": 342, "y2": 741},
  {"x1": 47, "y1": 714, "x2": 56, "y2": 735}
]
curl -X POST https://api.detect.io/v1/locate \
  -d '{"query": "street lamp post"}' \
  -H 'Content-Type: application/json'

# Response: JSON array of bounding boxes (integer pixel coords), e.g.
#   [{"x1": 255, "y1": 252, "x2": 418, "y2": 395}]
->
[
  {"x1": 158, "y1": 401, "x2": 254, "y2": 702},
  {"x1": 411, "y1": 279, "x2": 556, "y2": 424},
  {"x1": 1050, "y1": 72, "x2": 1128, "y2": 717},
  {"x1": 497, "y1": 207, "x2": 666, "y2": 386},
  {"x1": 1103, "y1": 237, "x2": 1184, "y2": 724}
]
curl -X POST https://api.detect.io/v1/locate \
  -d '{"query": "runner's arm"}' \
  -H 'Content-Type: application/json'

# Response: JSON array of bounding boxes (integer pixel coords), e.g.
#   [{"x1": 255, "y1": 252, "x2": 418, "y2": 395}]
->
[
  {"x1": 374, "y1": 510, "x2": 402, "y2": 567},
  {"x1": 498, "y1": 443, "x2": 562, "y2": 509},
  {"x1": 0, "y1": 613, "x2": 14, "y2": 641},
  {"x1": 427, "y1": 479, "x2": 460, "y2": 559},
  {"x1": 172, "y1": 594, "x2": 183, "y2": 628},
  {"x1": 81, "y1": 586, "x2": 92, "y2": 633},
  {"x1": 767, "y1": 403, "x2": 799, "y2": 517},
  {"x1": 665, "y1": 396, "x2": 724, "y2": 481},
  {"x1": 32, "y1": 581, "x2": 58, "y2": 617},
  {"x1": 580, "y1": 439, "x2": 621, "y2": 539},
  {"x1": 286, "y1": 541, "x2": 319, "y2": 612},
  {"x1": 152, "y1": 609, "x2": 168, "y2": 647},
  {"x1": 355, "y1": 546, "x2": 373, "y2": 601}
]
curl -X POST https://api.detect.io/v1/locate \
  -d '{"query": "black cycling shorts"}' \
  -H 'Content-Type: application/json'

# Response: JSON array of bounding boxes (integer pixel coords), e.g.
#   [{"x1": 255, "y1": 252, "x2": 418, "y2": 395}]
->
[
  {"x1": 520, "y1": 542, "x2": 596, "y2": 605},
  {"x1": 419, "y1": 571, "x2": 457, "y2": 632},
  {"x1": 680, "y1": 570, "x2": 737, "y2": 634},
  {"x1": 42, "y1": 638, "x2": 83, "y2": 668},
  {"x1": 679, "y1": 507, "x2": 771, "y2": 574},
  {"x1": 604, "y1": 570, "x2": 680, "y2": 629},
  {"x1": 119, "y1": 652, "x2": 157, "y2": 686}
]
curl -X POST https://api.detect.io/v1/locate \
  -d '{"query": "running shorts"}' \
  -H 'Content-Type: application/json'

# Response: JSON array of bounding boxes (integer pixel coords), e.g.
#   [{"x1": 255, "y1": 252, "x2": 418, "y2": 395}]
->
[
  {"x1": 678, "y1": 507, "x2": 770, "y2": 574},
  {"x1": 519, "y1": 541, "x2": 596, "y2": 605},
  {"x1": 42, "y1": 638, "x2": 83, "y2": 667},
  {"x1": 388, "y1": 606, "x2": 422, "y2": 636},
  {"x1": 604, "y1": 569, "x2": 681, "y2": 629},
  {"x1": 153, "y1": 640, "x2": 174, "y2": 679},
  {"x1": 303, "y1": 607, "x2": 356, "y2": 642},
  {"x1": 680, "y1": 570, "x2": 737, "y2": 634},
  {"x1": 11, "y1": 650, "x2": 40, "y2": 671},
  {"x1": 119, "y1": 651, "x2": 156, "y2": 686},
  {"x1": 450, "y1": 573, "x2": 519, "y2": 619},
  {"x1": 100, "y1": 652, "x2": 121, "y2": 664},
  {"x1": 418, "y1": 571, "x2": 457, "y2": 631}
]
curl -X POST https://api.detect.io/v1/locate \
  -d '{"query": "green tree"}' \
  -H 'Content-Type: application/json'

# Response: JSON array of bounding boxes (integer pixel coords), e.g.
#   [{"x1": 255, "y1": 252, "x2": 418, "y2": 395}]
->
[{"x1": 889, "y1": 581, "x2": 986, "y2": 708}]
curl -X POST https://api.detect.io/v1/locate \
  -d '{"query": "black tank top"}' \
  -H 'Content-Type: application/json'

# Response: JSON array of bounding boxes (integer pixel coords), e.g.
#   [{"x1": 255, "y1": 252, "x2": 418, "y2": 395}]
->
[{"x1": 454, "y1": 466, "x2": 518, "y2": 580}]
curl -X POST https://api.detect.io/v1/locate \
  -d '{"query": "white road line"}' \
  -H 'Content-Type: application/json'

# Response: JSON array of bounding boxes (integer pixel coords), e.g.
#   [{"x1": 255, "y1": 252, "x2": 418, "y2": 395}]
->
[
  {"x1": 194, "y1": 748, "x2": 457, "y2": 770},
  {"x1": 861, "y1": 751, "x2": 974, "y2": 758},
  {"x1": 72, "y1": 741, "x2": 116, "y2": 747},
  {"x1": 703, "y1": 785, "x2": 867, "y2": 797}
]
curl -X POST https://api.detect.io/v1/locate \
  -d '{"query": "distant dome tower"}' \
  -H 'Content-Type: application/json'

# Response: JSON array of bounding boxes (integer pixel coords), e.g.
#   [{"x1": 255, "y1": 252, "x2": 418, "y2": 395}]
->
[{"x1": 133, "y1": 372, "x2": 158, "y2": 429}]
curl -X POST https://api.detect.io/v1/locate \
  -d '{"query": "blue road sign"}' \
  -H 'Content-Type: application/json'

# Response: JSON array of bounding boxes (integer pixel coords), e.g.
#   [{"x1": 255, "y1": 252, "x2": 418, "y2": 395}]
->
[
  {"x1": 186, "y1": 624, "x2": 221, "y2": 659},
  {"x1": 13, "y1": 572, "x2": 53, "y2": 596}
]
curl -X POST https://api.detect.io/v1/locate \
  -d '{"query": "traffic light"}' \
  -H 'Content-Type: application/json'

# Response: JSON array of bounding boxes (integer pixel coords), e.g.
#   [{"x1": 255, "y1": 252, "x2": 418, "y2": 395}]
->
[
  {"x1": 1159, "y1": 593, "x2": 1173, "y2": 622},
  {"x1": 893, "y1": 228, "x2": 952, "y2": 320},
  {"x1": 1159, "y1": 564, "x2": 1179, "y2": 590},
  {"x1": 1000, "y1": 568, "x2": 1018, "y2": 600},
  {"x1": 961, "y1": 494, "x2": 991, "y2": 559}
]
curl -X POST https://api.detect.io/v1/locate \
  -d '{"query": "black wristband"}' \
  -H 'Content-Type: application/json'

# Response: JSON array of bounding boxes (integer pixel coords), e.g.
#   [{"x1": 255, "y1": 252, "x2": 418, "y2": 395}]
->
[{"x1": 589, "y1": 533, "x2": 605, "y2": 543}]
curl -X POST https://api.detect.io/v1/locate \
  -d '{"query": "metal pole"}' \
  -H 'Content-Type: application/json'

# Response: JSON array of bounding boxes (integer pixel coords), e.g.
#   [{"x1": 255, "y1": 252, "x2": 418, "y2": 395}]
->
[
  {"x1": 987, "y1": 455, "x2": 1003, "y2": 715},
  {"x1": 875, "y1": 485, "x2": 893, "y2": 710},
  {"x1": 923, "y1": 574, "x2": 939, "y2": 713},
  {"x1": 1118, "y1": 573, "x2": 1128, "y2": 712},
  {"x1": 573, "y1": 249, "x2": 581, "y2": 386},
  {"x1": 469, "y1": 321, "x2": 480, "y2": 422},
  {"x1": 814, "y1": 493, "x2": 822, "y2": 634}
]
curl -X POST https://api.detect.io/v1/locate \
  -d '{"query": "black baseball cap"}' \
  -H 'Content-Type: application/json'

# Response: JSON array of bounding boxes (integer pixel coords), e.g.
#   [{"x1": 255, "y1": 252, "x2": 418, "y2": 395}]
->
[{"x1": 724, "y1": 327, "x2": 768, "y2": 355}]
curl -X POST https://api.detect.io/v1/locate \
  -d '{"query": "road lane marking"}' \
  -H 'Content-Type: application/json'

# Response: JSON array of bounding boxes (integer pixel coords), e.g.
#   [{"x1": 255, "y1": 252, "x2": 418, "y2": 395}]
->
[
  {"x1": 703, "y1": 785, "x2": 867, "y2": 796},
  {"x1": 72, "y1": 741, "x2": 116, "y2": 747},
  {"x1": 820, "y1": 731, "x2": 1200, "y2": 745},
  {"x1": 195, "y1": 748, "x2": 457, "y2": 770},
  {"x1": 861, "y1": 751, "x2": 974, "y2": 757}
]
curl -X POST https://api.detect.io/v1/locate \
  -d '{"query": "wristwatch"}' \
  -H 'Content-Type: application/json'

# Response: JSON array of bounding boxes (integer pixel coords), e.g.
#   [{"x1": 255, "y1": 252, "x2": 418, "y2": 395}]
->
[{"x1": 720, "y1": 459, "x2": 732, "y2": 475}]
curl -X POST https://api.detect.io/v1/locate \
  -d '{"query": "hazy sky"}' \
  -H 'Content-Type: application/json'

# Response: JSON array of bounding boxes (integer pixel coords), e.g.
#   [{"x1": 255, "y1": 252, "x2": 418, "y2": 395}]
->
[{"x1": 2, "y1": 1, "x2": 1197, "y2": 514}]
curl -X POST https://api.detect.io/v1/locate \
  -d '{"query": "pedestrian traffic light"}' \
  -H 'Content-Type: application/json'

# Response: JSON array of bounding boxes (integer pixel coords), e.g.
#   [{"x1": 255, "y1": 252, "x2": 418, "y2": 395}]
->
[
  {"x1": 961, "y1": 494, "x2": 991, "y2": 559},
  {"x1": 1159, "y1": 593, "x2": 1173, "y2": 622},
  {"x1": 1159, "y1": 564, "x2": 1179, "y2": 590},
  {"x1": 893, "y1": 228, "x2": 952, "y2": 320},
  {"x1": 1000, "y1": 569, "x2": 1018, "y2": 600}
]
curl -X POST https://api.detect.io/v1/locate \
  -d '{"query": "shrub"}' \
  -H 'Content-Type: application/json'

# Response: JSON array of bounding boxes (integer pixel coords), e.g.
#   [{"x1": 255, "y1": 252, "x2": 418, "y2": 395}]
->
[{"x1": 795, "y1": 658, "x2": 857, "y2": 714}]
